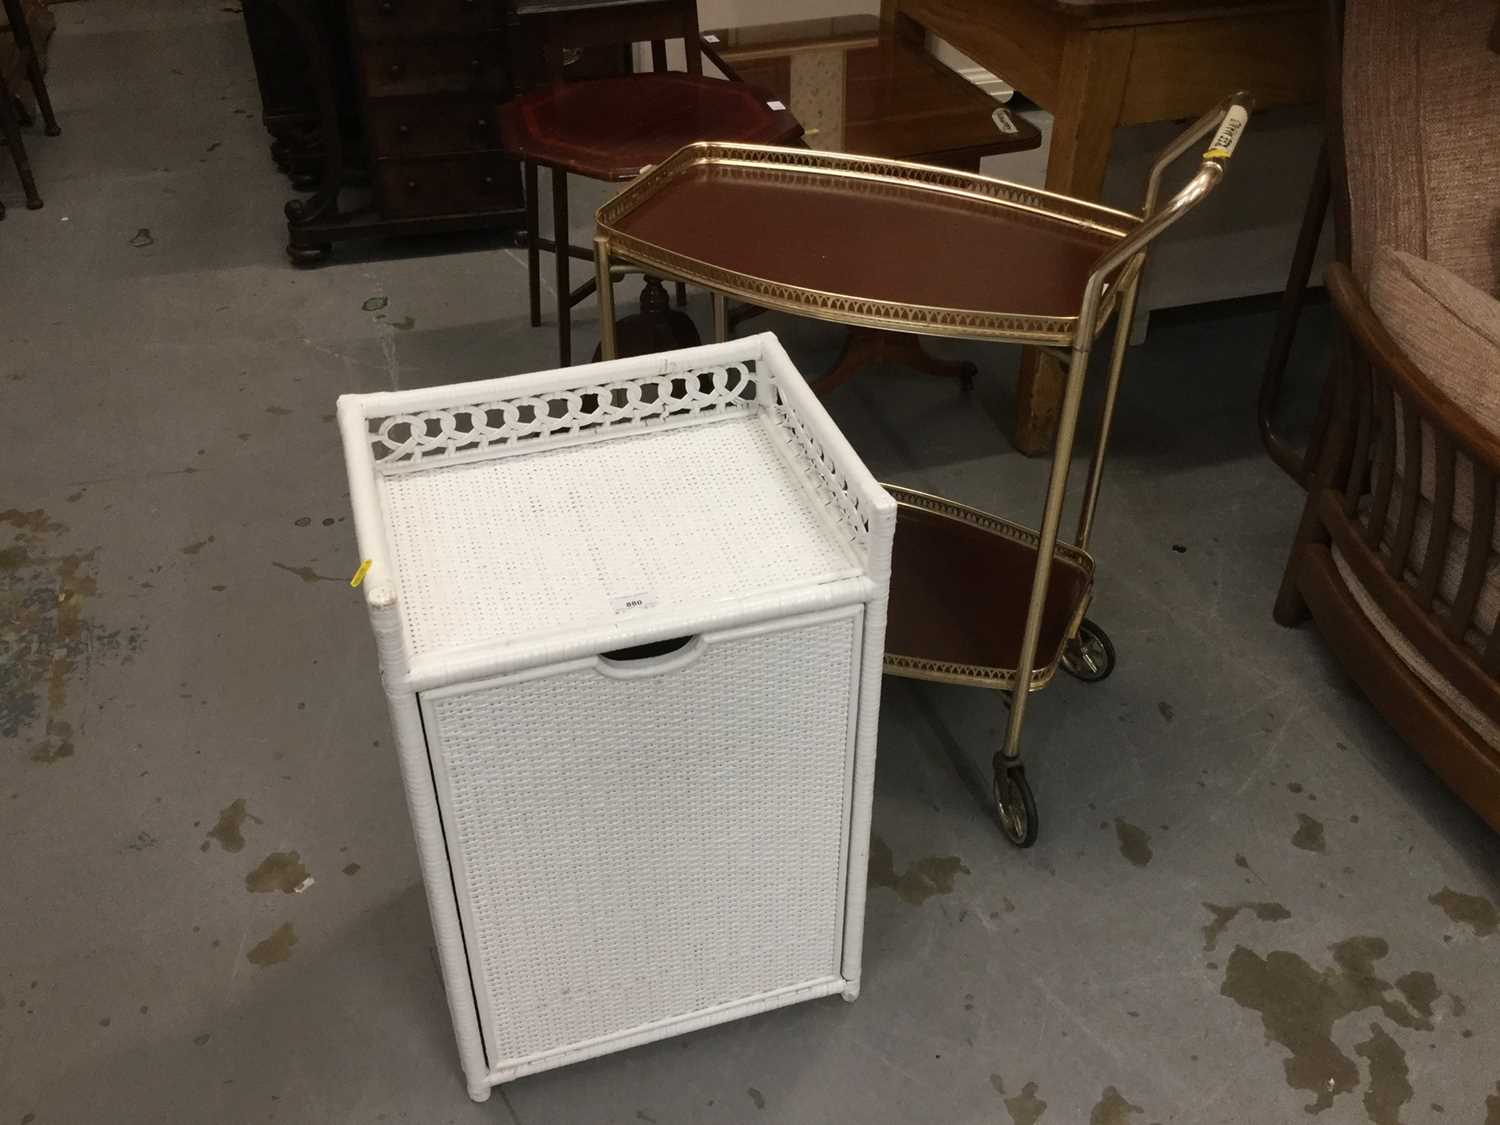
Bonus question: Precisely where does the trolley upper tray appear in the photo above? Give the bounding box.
[597,143,1142,345]
[883,486,1094,692]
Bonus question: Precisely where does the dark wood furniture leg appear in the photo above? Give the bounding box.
[817,329,976,397]
[1259,141,1331,487]
[525,160,542,327]
[601,274,701,360]
[553,165,571,365]
[0,83,42,209]
[0,0,58,212]
[18,39,61,137]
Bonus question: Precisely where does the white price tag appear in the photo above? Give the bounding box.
[610,592,658,614]
[767,100,787,111]
[992,107,1018,135]
[703,33,720,43]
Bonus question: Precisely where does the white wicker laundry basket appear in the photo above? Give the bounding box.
[337,334,895,1100]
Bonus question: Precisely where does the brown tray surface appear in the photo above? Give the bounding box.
[498,73,803,181]
[884,490,1093,688]
[599,145,1133,340]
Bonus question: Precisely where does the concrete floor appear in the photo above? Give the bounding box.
[4,3,1500,1123]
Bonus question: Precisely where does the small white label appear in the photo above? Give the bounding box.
[1208,105,1248,158]
[992,107,1018,135]
[610,592,657,614]
[767,99,786,111]
[703,33,720,43]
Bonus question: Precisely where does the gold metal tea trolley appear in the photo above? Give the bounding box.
[592,94,1253,846]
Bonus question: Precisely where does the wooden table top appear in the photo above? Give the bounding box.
[705,15,1041,167]
[497,72,803,181]
[913,0,1315,28]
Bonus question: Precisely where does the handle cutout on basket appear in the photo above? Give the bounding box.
[597,635,704,678]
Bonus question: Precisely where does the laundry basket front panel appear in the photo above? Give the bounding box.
[419,608,863,1070]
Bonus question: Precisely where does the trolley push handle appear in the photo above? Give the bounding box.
[1076,91,1255,337]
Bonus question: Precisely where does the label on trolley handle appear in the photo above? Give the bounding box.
[1204,106,1248,161]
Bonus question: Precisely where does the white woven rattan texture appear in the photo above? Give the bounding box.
[425,615,857,1065]
[367,364,755,466]
[381,413,858,661]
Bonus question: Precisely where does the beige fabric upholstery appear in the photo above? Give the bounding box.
[1342,0,1500,295]
[1372,249,1500,428]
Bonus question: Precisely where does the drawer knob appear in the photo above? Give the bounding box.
[379,0,393,11]
[388,62,404,79]
[469,57,482,71]
[406,179,418,190]
[397,123,410,136]
[483,175,495,186]
[475,116,488,129]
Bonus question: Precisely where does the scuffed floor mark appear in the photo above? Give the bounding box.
[0,510,143,763]
[342,862,361,876]
[1292,813,1326,853]
[1114,818,1153,867]
[1354,1023,1411,1125]
[1200,901,1291,952]
[1220,936,1433,1114]
[271,561,341,584]
[247,923,297,966]
[1394,971,1439,1021]
[746,1087,765,1110]
[205,798,260,853]
[1090,1086,1143,1124]
[867,834,969,906]
[179,536,215,555]
[1428,888,1498,937]
[245,851,310,894]
[1001,1079,1047,1125]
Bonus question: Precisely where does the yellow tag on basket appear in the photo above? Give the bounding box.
[350,560,372,588]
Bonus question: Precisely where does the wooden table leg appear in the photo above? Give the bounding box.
[1012,28,1131,455]
[553,166,571,366]
[815,329,975,398]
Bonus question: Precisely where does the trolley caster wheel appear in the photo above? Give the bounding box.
[993,762,1038,848]
[958,361,977,393]
[1061,617,1115,683]
[510,226,531,249]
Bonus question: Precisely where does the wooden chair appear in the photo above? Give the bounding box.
[1275,0,1500,832]
[0,0,60,218]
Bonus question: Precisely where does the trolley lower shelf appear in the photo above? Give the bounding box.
[882,485,1094,692]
